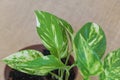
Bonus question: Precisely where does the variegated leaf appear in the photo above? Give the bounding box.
[3,50,65,76]
[12,55,64,76]
[59,18,73,38]
[100,48,120,80]
[3,49,43,68]
[59,19,74,57]
[79,22,106,58]
[35,10,73,58]
[74,33,103,79]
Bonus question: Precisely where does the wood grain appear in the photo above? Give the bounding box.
[0,0,120,80]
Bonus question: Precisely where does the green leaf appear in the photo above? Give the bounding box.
[35,10,73,58]
[3,50,64,76]
[100,48,120,80]
[15,55,64,76]
[79,22,106,58]
[3,50,43,68]
[74,33,103,79]
[59,18,73,38]
[59,18,74,56]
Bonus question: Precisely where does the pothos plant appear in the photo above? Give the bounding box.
[3,10,120,80]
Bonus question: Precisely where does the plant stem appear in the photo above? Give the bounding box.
[60,69,64,79]
[65,69,70,80]
[50,72,62,80]
[58,69,61,77]
[60,50,72,80]
[64,64,76,80]
[68,64,76,70]
[65,50,72,65]
[57,51,63,80]
[60,53,70,80]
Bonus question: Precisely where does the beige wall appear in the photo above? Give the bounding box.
[0,0,120,80]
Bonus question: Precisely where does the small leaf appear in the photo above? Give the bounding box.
[3,49,43,68]
[100,48,120,80]
[59,18,74,57]
[3,50,65,76]
[74,33,103,78]
[35,10,73,58]
[79,22,106,58]
[59,18,73,38]
[14,55,64,76]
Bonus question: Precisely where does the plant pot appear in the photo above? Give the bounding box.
[4,44,78,80]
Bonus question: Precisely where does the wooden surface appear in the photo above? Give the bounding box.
[0,0,120,80]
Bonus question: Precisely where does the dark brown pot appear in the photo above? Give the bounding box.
[4,44,78,80]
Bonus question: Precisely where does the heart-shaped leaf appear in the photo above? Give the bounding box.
[100,48,120,80]
[74,33,103,79]
[79,22,106,58]
[3,50,64,76]
[35,10,73,58]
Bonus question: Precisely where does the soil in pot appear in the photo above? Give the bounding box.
[4,44,78,80]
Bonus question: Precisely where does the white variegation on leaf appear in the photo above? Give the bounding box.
[74,33,103,79]
[35,10,73,58]
[100,48,120,80]
[79,22,106,58]
[3,50,43,68]
[59,19,73,39]
[3,50,65,76]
